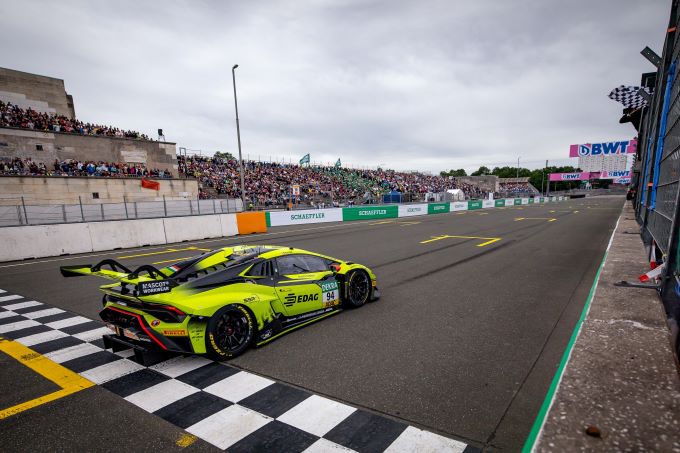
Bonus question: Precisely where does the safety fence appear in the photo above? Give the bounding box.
[633,0,680,358]
[0,197,243,227]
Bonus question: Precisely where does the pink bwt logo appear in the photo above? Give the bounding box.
[569,139,637,157]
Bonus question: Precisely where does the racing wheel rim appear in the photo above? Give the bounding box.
[214,309,251,352]
[348,271,370,305]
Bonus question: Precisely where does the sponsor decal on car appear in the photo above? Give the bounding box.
[151,319,161,327]
[284,293,320,307]
[319,280,340,307]
[138,280,172,296]
[163,329,188,336]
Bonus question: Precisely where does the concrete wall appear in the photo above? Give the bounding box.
[0,67,75,117]
[0,127,177,172]
[0,176,199,205]
[0,213,240,262]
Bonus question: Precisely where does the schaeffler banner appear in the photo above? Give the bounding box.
[548,172,594,181]
[568,139,637,157]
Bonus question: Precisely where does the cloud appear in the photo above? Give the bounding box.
[0,0,669,172]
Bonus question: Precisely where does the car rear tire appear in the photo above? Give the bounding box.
[206,305,254,359]
[344,270,371,308]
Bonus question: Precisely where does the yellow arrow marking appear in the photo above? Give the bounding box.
[420,235,502,247]
[399,221,421,226]
[0,337,94,420]
[369,220,394,225]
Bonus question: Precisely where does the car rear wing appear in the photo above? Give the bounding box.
[60,259,168,282]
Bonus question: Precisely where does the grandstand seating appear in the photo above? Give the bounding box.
[180,156,490,205]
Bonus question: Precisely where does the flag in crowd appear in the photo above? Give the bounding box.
[335,158,341,168]
[299,153,310,165]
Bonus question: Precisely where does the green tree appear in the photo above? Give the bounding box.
[213,151,235,160]
[440,168,468,177]
[471,166,491,176]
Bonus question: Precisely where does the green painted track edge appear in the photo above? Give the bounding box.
[520,211,620,452]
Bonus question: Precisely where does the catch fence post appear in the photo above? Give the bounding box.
[79,196,85,221]
[197,195,201,214]
[62,203,67,223]
[163,195,167,217]
[21,196,28,225]
[124,195,129,219]
[213,199,217,214]
[100,203,105,221]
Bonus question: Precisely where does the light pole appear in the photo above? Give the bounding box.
[232,64,247,210]
[516,156,520,179]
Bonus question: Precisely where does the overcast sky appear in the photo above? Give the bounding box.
[0,1,670,173]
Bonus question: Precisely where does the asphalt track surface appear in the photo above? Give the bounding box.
[0,196,624,451]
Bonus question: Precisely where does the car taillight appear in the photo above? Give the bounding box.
[144,305,187,323]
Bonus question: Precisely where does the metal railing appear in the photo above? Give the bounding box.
[0,196,243,227]
[633,0,680,358]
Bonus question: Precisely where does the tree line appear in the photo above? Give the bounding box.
[440,166,610,192]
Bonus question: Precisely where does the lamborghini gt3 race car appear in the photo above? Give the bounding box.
[61,245,379,359]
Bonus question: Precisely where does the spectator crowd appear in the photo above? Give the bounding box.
[0,157,172,178]
[178,156,489,205]
[498,182,537,195]
[0,101,151,140]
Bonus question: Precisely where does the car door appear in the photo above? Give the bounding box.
[274,254,338,316]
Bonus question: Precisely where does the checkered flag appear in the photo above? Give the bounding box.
[608,85,652,109]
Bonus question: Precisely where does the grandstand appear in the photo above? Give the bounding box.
[179,155,492,207]
[497,177,540,196]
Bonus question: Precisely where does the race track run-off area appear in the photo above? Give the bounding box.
[0,196,623,451]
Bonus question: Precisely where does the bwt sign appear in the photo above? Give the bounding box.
[600,170,631,179]
[548,172,594,181]
[569,139,637,157]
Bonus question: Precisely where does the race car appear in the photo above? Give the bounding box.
[60,245,379,359]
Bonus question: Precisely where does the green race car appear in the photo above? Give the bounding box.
[61,245,379,359]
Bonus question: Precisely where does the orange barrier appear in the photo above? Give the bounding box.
[236,212,267,234]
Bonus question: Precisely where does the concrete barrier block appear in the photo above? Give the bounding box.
[220,214,239,237]
[0,223,94,261]
[236,212,267,234]
[89,218,166,251]
[163,215,223,243]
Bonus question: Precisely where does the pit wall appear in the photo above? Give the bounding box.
[0,197,566,262]
[266,196,565,227]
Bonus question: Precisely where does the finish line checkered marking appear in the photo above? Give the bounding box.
[0,289,478,453]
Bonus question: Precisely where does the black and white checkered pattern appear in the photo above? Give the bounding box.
[608,85,652,109]
[0,289,478,453]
